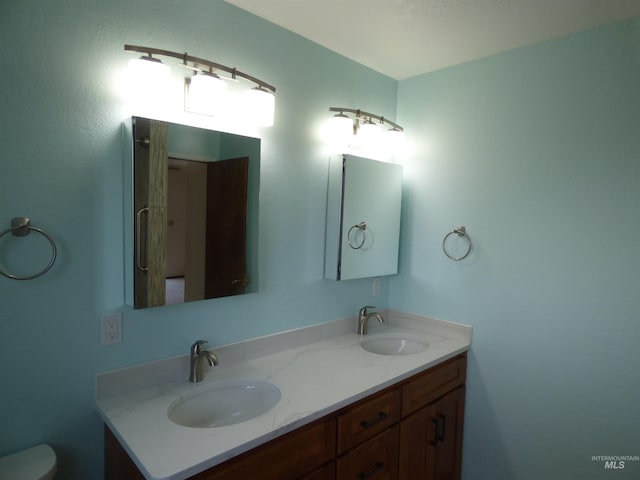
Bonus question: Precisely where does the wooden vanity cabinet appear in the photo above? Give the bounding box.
[337,388,401,453]
[398,387,465,480]
[337,426,399,480]
[105,427,146,480]
[105,416,335,480]
[399,356,467,480]
[336,388,401,480]
[190,417,336,480]
[300,462,336,480]
[105,353,467,480]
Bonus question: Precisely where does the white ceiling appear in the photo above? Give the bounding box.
[225,0,640,80]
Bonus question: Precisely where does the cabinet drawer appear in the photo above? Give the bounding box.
[301,462,335,480]
[338,388,401,453]
[192,417,336,480]
[402,354,467,416]
[337,426,399,480]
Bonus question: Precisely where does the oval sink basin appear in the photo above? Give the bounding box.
[361,333,428,356]
[168,380,281,428]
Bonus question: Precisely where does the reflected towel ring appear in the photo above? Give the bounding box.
[347,221,367,249]
[442,225,472,261]
[0,217,57,280]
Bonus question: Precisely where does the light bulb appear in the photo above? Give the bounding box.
[328,113,354,148]
[357,118,382,150]
[385,127,405,152]
[128,56,170,86]
[186,72,228,116]
[243,86,275,127]
[127,56,171,106]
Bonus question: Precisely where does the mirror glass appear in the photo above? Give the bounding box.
[125,117,260,309]
[324,154,402,280]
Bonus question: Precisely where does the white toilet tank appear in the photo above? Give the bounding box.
[0,444,57,480]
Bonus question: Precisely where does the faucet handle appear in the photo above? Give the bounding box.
[189,340,217,383]
[191,339,208,354]
[359,305,376,316]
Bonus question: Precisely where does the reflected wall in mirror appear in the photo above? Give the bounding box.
[125,117,260,309]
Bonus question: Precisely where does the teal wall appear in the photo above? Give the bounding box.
[0,1,396,478]
[2,1,638,479]
[392,17,640,479]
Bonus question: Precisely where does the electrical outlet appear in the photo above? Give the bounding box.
[101,312,123,345]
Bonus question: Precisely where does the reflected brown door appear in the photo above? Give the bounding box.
[133,117,168,308]
[204,157,249,298]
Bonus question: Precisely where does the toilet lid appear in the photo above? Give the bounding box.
[0,444,57,480]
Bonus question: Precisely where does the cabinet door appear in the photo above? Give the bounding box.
[399,387,465,480]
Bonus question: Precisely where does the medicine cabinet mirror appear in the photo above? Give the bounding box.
[324,154,402,280]
[124,117,260,309]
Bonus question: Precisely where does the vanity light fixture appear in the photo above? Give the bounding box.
[357,116,382,145]
[327,111,354,144]
[124,44,276,125]
[328,107,404,151]
[127,53,171,100]
[243,86,275,127]
[186,70,228,116]
[385,126,405,151]
[128,54,171,79]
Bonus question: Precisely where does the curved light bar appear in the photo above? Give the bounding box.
[328,107,405,155]
[328,107,403,133]
[124,44,276,94]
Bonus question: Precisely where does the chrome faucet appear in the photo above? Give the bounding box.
[189,340,219,383]
[357,306,384,335]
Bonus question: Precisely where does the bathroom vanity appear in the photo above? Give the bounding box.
[98,312,471,480]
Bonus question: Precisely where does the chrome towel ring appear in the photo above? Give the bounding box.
[347,221,367,249]
[442,225,472,261]
[0,217,57,280]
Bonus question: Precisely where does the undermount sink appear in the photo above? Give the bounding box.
[361,333,428,356]
[168,380,281,428]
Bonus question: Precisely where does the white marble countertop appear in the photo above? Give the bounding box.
[96,310,471,480]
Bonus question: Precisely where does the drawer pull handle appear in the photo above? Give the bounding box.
[358,462,385,480]
[359,412,388,429]
[430,418,440,447]
[430,414,446,447]
[437,413,446,442]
